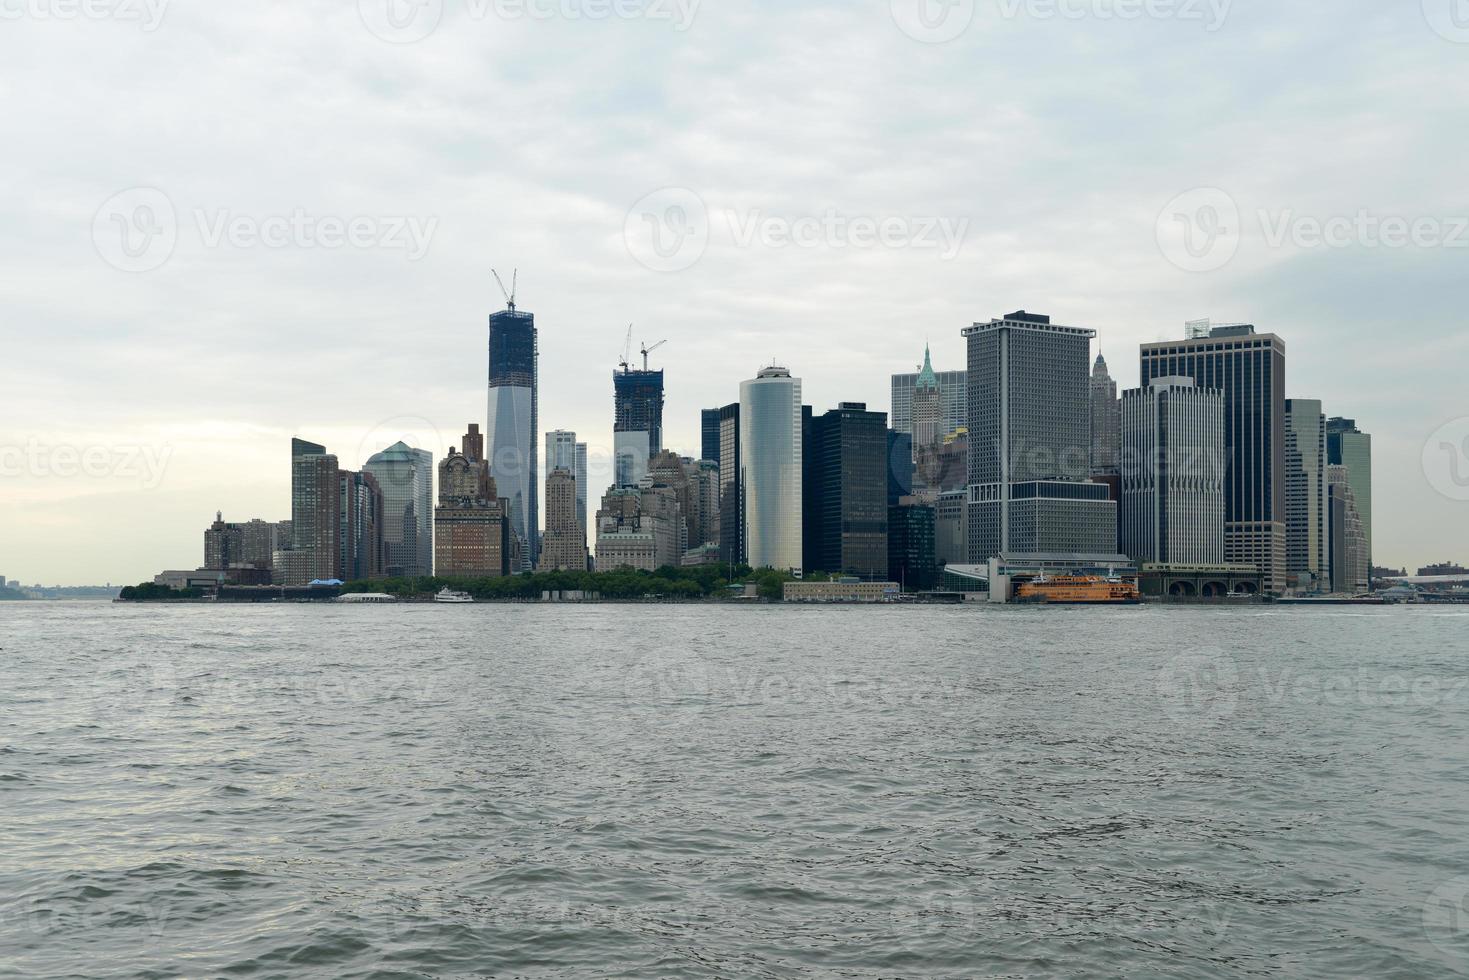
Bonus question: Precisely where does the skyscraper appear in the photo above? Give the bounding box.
[1140,324,1288,593]
[1327,417,1372,569]
[545,429,588,543]
[274,438,341,585]
[1328,464,1369,593]
[434,425,506,578]
[614,367,664,487]
[1089,353,1120,475]
[1119,377,1226,565]
[740,366,803,571]
[487,296,538,567]
[701,408,721,464]
[538,468,587,572]
[891,362,966,440]
[339,469,385,582]
[911,346,945,492]
[594,484,683,571]
[364,441,433,578]
[1284,399,1330,592]
[806,402,889,578]
[717,402,742,566]
[965,311,1118,563]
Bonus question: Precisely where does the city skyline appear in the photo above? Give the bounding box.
[0,301,1441,584]
[4,3,1465,585]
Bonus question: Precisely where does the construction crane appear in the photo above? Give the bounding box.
[618,324,634,373]
[492,268,518,312]
[641,339,668,371]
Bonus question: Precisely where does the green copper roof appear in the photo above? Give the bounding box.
[916,344,938,389]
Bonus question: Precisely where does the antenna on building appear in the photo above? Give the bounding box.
[641,339,668,371]
[492,268,518,312]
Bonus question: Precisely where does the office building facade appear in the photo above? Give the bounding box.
[1140,324,1288,593]
[487,303,538,566]
[364,441,434,578]
[1328,464,1369,593]
[1327,417,1373,569]
[339,470,386,582]
[614,368,664,487]
[1119,377,1226,565]
[965,312,1118,563]
[891,363,966,441]
[434,426,506,578]
[1090,353,1120,475]
[545,429,588,543]
[701,408,721,464]
[806,402,889,578]
[274,438,341,585]
[740,366,803,571]
[539,467,588,572]
[717,402,743,566]
[1284,399,1330,592]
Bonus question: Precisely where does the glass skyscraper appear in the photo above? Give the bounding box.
[965,312,1118,563]
[806,402,889,578]
[1140,324,1287,593]
[1327,417,1372,569]
[487,304,538,567]
[740,367,803,571]
[614,369,664,487]
[545,429,588,543]
[364,441,433,578]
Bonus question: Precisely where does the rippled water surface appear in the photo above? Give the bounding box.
[3,601,1469,978]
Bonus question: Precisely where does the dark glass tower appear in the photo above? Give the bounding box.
[717,402,742,566]
[1140,324,1287,592]
[701,408,721,463]
[804,402,889,578]
[614,370,665,453]
[487,306,538,566]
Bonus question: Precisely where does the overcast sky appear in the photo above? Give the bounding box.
[2,0,1466,585]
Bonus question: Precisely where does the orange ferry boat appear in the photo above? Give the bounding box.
[1014,573,1141,605]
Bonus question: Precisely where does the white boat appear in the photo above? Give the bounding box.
[434,588,474,604]
[337,593,398,604]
